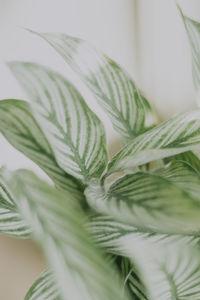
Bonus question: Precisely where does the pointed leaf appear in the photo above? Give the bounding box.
[25,270,60,300]
[106,110,200,176]
[0,99,84,201]
[178,6,200,103]
[8,63,108,183]
[3,169,130,300]
[32,31,157,139]
[86,161,200,234]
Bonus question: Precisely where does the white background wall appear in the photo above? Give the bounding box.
[0,0,200,299]
[136,0,200,120]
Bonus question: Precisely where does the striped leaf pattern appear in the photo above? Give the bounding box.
[0,99,84,201]
[168,151,200,173]
[33,31,157,139]
[0,172,30,237]
[178,6,200,104]
[119,235,200,300]
[106,110,200,176]
[8,62,107,183]
[89,216,200,300]
[25,270,60,300]
[89,215,199,255]
[3,169,130,300]
[86,161,200,234]
[117,257,148,300]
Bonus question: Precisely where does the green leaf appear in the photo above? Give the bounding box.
[0,99,84,202]
[89,215,199,254]
[168,151,200,173]
[31,31,157,139]
[0,171,30,237]
[8,62,108,184]
[25,270,60,300]
[106,110,200,176]
[90,215,200,300]
[3,169,130,300]
[178,5,200,102]
[120,235,200,300]
[117,257,148,300]
[86,161,200,234]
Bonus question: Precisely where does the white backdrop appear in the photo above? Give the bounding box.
[0,0,200,299]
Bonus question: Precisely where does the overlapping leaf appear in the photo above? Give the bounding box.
[8,63,107,183]
[178,5,200,103]
[168,151,200,173]
[106,110,200,176]
[0,99,84,201]
[31,31,157,139]
[90,215,200,300]
[86,161,200,234]
[25,270,60,300]
[0,172,30,237]
[117,257,148,300]
[3,169,130,300]
[119,235,200,300]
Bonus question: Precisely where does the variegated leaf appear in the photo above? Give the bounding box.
[90,215,200,300]
[8,63,108,184]
[178,5,200,104]
[25,270,60,300]
[86,161,200,234]
[106,110,200,176]
[3,169,130,300]
[119,235,200,300]
[31,31,157,139]
[168,151,200,173]
[0,99,84,202]
[0,172,30,237]
[117,257,148,300]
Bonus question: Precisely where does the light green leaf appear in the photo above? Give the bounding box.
[106,110,200,176]
[178,5,200,103]
[0,172,30,237]
[119,235,200,300]
[25,270,60,300]
[86,161,200,234]
[89,215,199,254]
[3,169,130,300]
[8,62,108,184]
[168,151,200,173]
[90,215,200,300]
[32,31,157,139]
[0,99,84,202]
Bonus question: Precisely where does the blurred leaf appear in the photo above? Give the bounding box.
[25,270,60,300]
[32,31,157,140]
[86,161,200,234]
[8,63,108,184]
[120,235,200,300]
[178,5,200,104]
[0,171,30,237]
[169,151,200,173]
[3,169,130,300]
[117,257,148,300]
[0,99,84,202]
[90,215,200,300]
[106,110,200,176]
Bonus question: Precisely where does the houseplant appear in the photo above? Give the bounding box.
[0,3,200,299]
